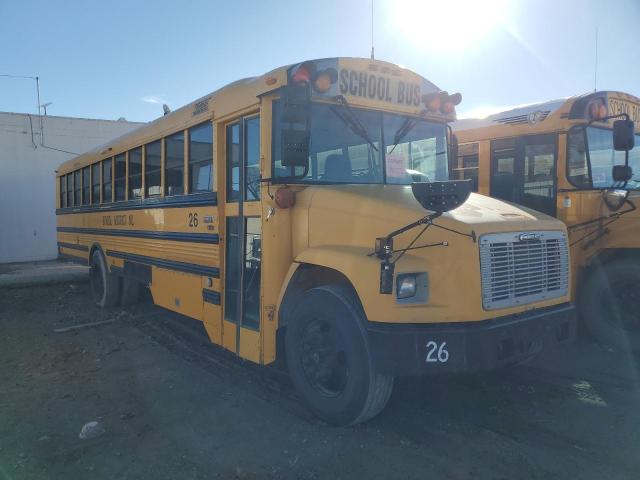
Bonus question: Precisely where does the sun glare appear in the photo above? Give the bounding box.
[391,0,507,52]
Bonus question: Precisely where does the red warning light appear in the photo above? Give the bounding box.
[588,98,608,120]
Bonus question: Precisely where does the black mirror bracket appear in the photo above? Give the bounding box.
[375,212,441,294]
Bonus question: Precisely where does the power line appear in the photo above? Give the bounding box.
[1,73,44,145]
[0,74,37,80]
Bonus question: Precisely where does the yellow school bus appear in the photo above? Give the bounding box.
[453,91,639,347]
[56,57,573,425]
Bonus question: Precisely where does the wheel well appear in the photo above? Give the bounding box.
[580,248,640,286]
[275,263,365,365]
[88,243,106,266]
[278,263,363,328]
[585,248,640,269]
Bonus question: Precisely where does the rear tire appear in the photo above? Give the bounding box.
[285,285,394,426]
[90,250,120,308]
[580,259,640,348]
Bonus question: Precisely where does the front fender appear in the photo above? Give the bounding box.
[289,245,451,324]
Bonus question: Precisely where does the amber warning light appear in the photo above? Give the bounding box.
[422,91,462,114]
[289,61,338,94]
[588,97,608,120]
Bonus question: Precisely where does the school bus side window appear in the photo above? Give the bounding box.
[102,158,113,203]
[115,154,126,201]
[74,170,81,206]
[59,176,66,208]
[91,163,100,204]
[66,174,73,206]
[129,147,143,199]
[82,167,90,205]
[188,122,213,193]
[145,140,161,196]
[165,131,185,196]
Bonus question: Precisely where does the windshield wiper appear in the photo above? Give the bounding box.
[331,95,378,152]
[387,116,418,155]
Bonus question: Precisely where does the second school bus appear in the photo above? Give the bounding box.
[453,91,639,347]
[56,57,573,425]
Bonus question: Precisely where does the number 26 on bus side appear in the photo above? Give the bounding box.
[426,341,449,363]
[188,212,199,228]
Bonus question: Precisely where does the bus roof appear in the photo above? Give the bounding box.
[454,91,640,138]
[56,57,451,176]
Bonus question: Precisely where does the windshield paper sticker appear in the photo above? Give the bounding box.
[386,153,408,179]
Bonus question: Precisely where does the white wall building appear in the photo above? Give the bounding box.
[0,112,144,263]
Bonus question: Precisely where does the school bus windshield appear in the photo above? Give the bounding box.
[273,101,449,184]
[568,126,640,189]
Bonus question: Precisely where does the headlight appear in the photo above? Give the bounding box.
[396,274,417,299]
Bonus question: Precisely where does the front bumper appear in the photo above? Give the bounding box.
[367,303,575,376]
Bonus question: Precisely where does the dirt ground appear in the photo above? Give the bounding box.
[1,282,639,480]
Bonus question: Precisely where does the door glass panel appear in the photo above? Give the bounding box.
[245,117,261,201]
[224,217,241,324]
[455,143,479,191]
[490,139,516,202]
[523,143,555,199]
[243,217,261,330]
[226,124,240,202]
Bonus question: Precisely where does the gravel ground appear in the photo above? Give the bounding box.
[1,282,639,479]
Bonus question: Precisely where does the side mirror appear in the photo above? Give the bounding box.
[281,83,310,124]
[280,83,311,168]
[603,188,629,211]
[411,180,472,213]
[613,119,635,151]
[612,165,633,183]
[281,129,309,167]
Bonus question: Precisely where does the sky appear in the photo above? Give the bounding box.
[1,0,639,123]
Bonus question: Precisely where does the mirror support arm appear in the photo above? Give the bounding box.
[372,212,477,295]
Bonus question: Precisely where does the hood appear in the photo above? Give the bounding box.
[306,185,564,248]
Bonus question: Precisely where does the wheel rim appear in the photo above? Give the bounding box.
[299,318,349,397]
[90,261,104,302]
[605,279,640,332]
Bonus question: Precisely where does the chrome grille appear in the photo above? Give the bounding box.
[479,231,569,310]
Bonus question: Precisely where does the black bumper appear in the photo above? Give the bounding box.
[367,303,575,376]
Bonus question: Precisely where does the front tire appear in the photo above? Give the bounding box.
[90,250,121,308]
[285,285,394,426]
[580,259,640,348]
